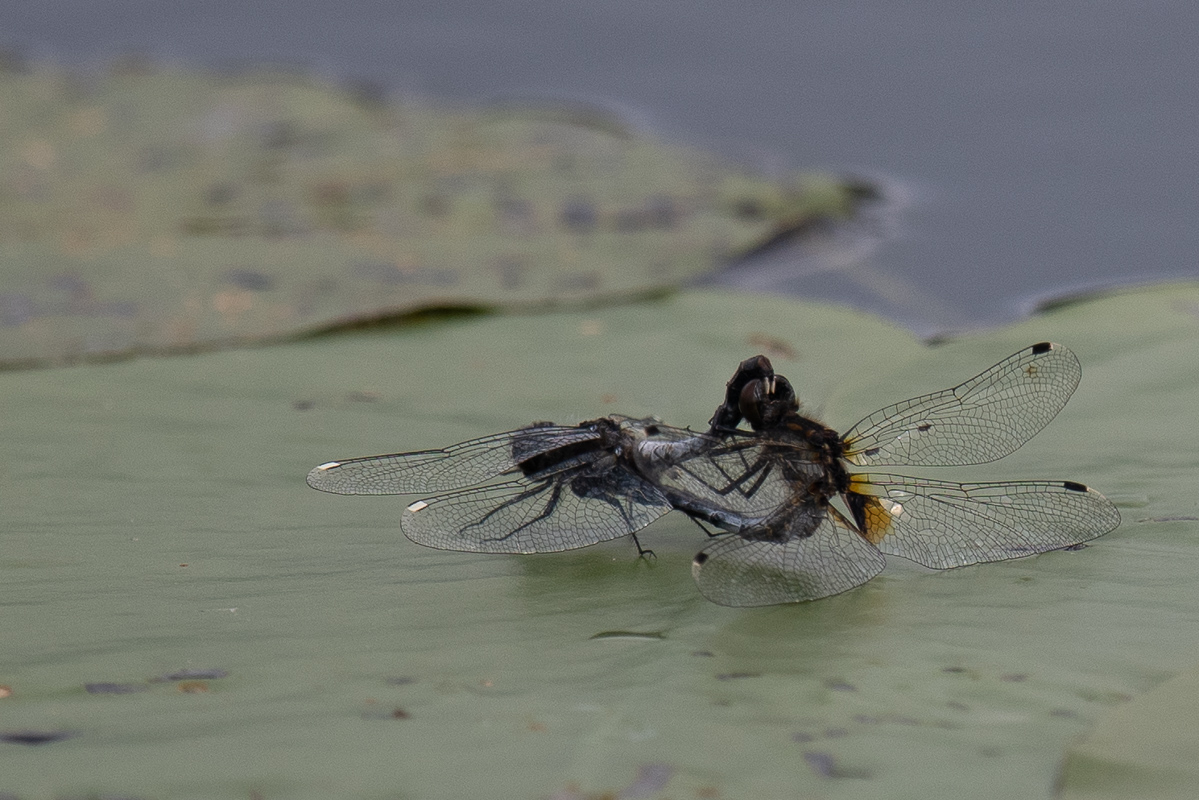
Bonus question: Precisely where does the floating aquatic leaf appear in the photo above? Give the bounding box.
[0,64,873,367]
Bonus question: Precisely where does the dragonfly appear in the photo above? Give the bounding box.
[659,342,1121,605]
[308,413,683,556]
[305,353,794,559]
[304,353,783,557]
[306,342,1120,606]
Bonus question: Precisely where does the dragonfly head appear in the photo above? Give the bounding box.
[709,354,777,431]
[739,374,798,430]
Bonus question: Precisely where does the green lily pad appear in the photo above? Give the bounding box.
[0,63,868,368]
[2,282,1198,798]
[1056,660,1199,799]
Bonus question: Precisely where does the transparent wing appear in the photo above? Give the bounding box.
[402,461,671,553]
[306,425,603,495]
[633,431,799,517]
[843,342,1081,467]
[848,473,1121,569]
[690,514,886,606]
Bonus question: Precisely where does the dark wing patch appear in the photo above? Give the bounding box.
[843,343,1081,467]
[306,425,603,495]
[846,473,1121,569]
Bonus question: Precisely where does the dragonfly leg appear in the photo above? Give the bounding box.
[687,515,723,538]
[630,532,656,560]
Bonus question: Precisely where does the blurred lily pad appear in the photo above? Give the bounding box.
[2,283,1198,798]
[1056,661,1199,799]
[0,62,872,367]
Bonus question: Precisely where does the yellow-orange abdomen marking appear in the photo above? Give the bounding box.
[848,475,902,545]
[859,497,898,545]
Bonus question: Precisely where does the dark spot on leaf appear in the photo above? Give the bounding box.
[85,682,147,695]
[1,730,77,745]
[803,751,838,778]
[160,668,228,681]
[644,195,677,228]
[804,749,870,779]
[260,120,301,149]
[225,269,274,291]
[420,193,450,217]
[731,198,766,220]
[0,293,36,327]
[560,199,597,232]
[589,630,665,641]
[204,182,238,206]
[620,764,675,798]
[385,676,416,686]
[492,257,525,289]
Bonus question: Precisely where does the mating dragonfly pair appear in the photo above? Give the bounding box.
[307,343,1120,606]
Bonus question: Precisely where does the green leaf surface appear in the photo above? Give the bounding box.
[1056,661,1199,799]
[0,64,865,367]
[3,283,1198,799]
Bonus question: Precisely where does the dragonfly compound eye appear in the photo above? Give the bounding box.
[740,375,800,430]
[739,380,768,428]
[769,375,798,408]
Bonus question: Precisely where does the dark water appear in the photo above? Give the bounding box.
[5,0,1197,333]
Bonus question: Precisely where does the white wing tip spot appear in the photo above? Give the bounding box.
[407,500,429,513]
[316,461,341,471]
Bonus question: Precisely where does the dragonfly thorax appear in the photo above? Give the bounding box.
[744,378,854,504]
